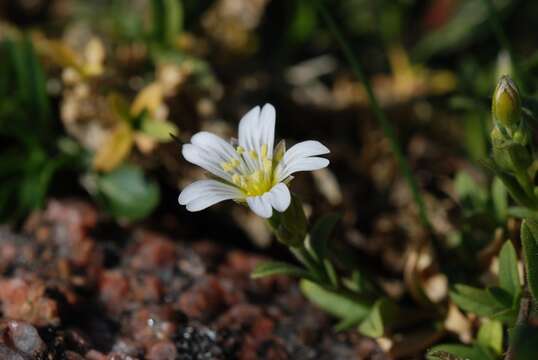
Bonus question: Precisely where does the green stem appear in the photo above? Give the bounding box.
[315,1,432,231]
[290,245,331,285]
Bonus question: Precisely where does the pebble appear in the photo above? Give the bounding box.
[147,341,177,360]
[4,320,45,355]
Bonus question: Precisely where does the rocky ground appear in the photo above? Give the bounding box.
[0,199,387,359]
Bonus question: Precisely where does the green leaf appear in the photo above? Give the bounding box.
[343,270,370,294]
[491,177,508,222]
[507,206,538,220]
[521,220,538,303]
[427,344,495,360]
[498,241,521,300]
[300,279,371,321]
[323,258,339,287]
[151,0,183,47]
[487,286,514,308]
[7,37,51,141]
[309,213,341,260]
[96,164,160,221]
[509,324,538,360]
[490,308,517,324]
[251,261,311,280]
[140,117,178,141]
[477,320,503,355]
[357,298,398,338]
[450,284,504,317]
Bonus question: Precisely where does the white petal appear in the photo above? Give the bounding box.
[259,103,275,158]
[178,180,241,211]
[178,179,241,204]
[283,140,330,164]
[182,144,232,182]
[276,140,330,181]
[191,131,238,161]
[238,104,276,158]
[278,157,329,181]
[268,183,291,212]
[238,106,260,151]
[247,195,273,218]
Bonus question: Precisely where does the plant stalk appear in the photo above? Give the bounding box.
[315,0,432,232]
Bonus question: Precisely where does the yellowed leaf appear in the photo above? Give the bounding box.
[93,122,134,172]
[130,83,163,116]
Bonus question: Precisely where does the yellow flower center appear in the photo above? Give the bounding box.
[220,144,278,196]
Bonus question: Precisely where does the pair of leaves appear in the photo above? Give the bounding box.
[254,213,394,338]
[300,280,396,338]
[450,241,521,325]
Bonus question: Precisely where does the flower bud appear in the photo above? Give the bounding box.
[492,75,521,130]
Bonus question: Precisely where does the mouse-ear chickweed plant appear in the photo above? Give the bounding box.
[178,78,538,357]
[179,104,398,343]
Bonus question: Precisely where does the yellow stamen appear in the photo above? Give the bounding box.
[232,174,242,186]
[224,143,281,197]
[221,161,237,172]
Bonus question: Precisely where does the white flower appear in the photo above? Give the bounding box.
[178,104,330,218]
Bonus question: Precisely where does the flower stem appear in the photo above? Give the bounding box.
[315,1,432,232]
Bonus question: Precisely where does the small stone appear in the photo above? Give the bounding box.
[131,275,162,303]
[177,276,224,319]
[175,325,223,360]
[111,337,143,357]
[130,306,176,346]
[129,231,177,271]
[0,344,25,360]
[99,270,130,314]
[5,320,45,355]
[0,278,59,326]
[147,341,177,360]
